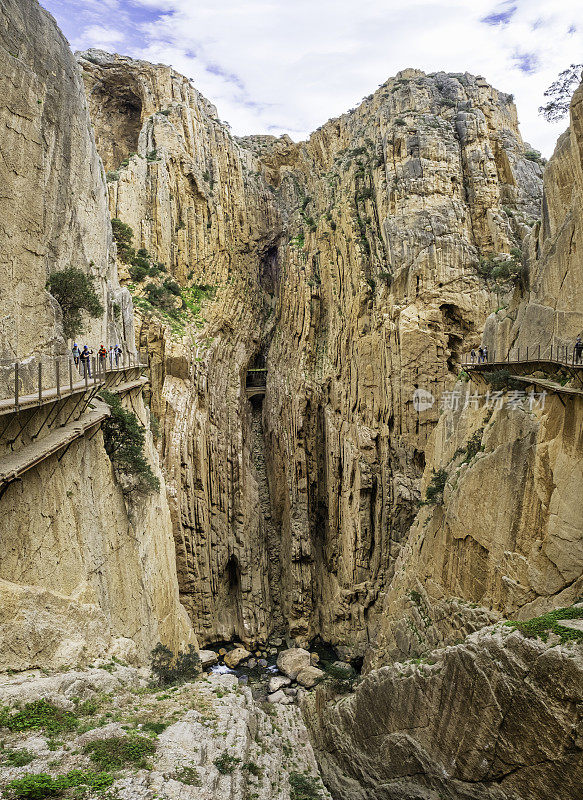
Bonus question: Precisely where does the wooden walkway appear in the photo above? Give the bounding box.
[0,363,149,492]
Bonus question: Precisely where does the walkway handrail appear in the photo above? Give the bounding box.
[0,350,148,409]
[463,341,583,369]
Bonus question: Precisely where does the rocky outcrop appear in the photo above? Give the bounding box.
[364,79,583,668]
[304,626,583,800]
[0,1,133,359]
[81,53,542,651]
[0,665,331,800]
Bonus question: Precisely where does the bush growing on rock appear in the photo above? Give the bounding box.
[84,735,156,770]
[150,642,201,685]
[0,699,77,735]
[46,268,104,339]
[213,752,241,774]
[99,390,160,496]
[5,770,114,799]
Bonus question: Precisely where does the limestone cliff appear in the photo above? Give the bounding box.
[81,53,543,652]
[0,0,133,359]
[0,0,194,671]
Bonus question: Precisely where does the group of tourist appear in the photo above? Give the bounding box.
[470,346,489,364]
[71,343,123,378]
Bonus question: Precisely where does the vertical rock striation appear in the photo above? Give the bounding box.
[81,54,543,651]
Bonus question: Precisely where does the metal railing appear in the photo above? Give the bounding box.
[0,350,148,410]
[463,342,583,368]
[245,368,267,389]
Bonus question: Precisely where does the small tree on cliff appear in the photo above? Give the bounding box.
[46,267,104,339]
[99,389,160,496]
[539,63,583,122]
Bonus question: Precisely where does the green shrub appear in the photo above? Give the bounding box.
[477,251,522,285]
[84,735,156,770]
[242,761,263,777]
[146,149,158,162]
[395,118,406,126]
[524,149,543,164]
[173,765,201,785]
[150,643,201,685]
[111,218,135,263]
[482,370,523,391]
[0,700,77,735]
[289,771,322,799]
[4,770,113,799]
[46,268,104,339]
[213,752,241,774]
[425,468,447,504]
[99,390,160,496]
[1,748,36,766]
[106,171,119,182]
[505,605,583,643]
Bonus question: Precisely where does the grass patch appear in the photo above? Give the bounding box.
[289,772,323,799]
[84,735,156,770]
[4,770,114,799]
[1,748,36,767]
[0,701,77,735]
[172,765,201,785]
[482,369,523,391]
[213,752,241,774]
[505,605,583,643]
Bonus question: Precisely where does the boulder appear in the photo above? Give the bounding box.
[223,647,251,669]
[269,675,291,693]
[257,658,268,667]
[267,689,289,704]
[277,647,311,679]
[296,666,325,688]
[198,650,219,669]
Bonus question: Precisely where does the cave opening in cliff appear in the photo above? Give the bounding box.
[226,554,240,594]
[259,245,279,295]
[88,76,143,172]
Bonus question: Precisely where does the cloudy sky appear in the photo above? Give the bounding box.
[43,0,582,156]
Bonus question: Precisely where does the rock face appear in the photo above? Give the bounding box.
[0,1,133,359]
[0,389,195,671]
[303,627,583,800]
[0,0,194,670]
[484,78,583,356]
[80,53,543,651]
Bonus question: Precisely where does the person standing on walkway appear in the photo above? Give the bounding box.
[80,345,93,378]
[483,345,489,363]
[114,344,122,367]
[71,343,80,368]
[576,336,583,364]
[98,344,107,371]
[478,346,484,363]
[470,348,476,364]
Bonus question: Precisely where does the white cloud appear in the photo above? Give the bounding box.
[49,0,583,155]
[82,24,126,48]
